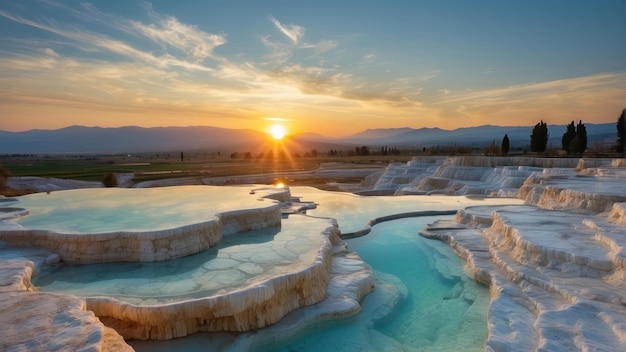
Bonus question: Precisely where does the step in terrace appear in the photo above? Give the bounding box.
[420,204,626,351]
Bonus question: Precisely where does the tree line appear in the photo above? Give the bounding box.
[504,108,625,156]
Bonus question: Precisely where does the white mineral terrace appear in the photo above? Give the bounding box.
[0,185,375,348]
[1,156,626,351]
[0,186,286,263]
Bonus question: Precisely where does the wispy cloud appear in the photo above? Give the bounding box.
[363,54,376,61]
[301,39,338,54]
[130,4,226,62]
[264,117,292,122]
[2,1,622,135]
[269,16,304,44]
[260,35,293,63]
[0,2,428,117]
[437,73,626,105]
[433,72,626,125]
[0,8,214,72]
[416,70,441,82]
[40,48,59,57]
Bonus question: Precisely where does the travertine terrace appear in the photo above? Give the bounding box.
[404,156,626,351]
[0,186,374,347]
[2,156,626,351]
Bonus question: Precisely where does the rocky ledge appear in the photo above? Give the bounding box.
[421,190,626,349]
[0,248,133,352]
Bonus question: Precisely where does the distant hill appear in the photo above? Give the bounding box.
[0,123,618,154]
[331,123,617,149]
[0,125,269,154]
[347,127,419,140]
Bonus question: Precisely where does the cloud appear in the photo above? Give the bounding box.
[301,39,338,54]
[434,72,626,125]
[416,70,441,82]
[363,54,376,61]
[267,64,345,95]
[264,117,292,122]
[437,73,626,106]
[0,8,215,72]
[41,48,60,57]
[269,16,305,44]
[260,35,293,63]
[5,3,384,108]
[129,5,227,62]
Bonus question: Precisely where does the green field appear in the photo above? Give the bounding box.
[0,153,411,184]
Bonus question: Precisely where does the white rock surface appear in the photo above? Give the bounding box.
[0,291,133,352]
[403,156,626,351]
[0,249,132,351]
[421,204,626,350]
[84,220,374,340]
[0,187,286,263]
[4,156,626,351]
[131,261,381,351]
[365,156,623,198]
[7,176,102,192]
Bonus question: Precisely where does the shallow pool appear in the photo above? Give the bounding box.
[130,216,489,352]
[253,216,489,351]
[289,186,519,233]
[14,186,522,351]
[10,185,275,233]
[32,215,329,305]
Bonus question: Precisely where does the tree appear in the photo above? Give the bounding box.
[501,134,510,156]
[617,109,626,155]
[561,121,576,155]
[530,120,549,155]
[355,146,369,156]
[575,120,587,155]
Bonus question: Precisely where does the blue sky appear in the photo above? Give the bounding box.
[0,0,624,136]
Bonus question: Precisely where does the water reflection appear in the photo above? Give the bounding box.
[266,217,488,352]
[11,186,275,233]
[32,216,327,305]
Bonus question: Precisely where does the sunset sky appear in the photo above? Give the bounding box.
[1,0,624,137]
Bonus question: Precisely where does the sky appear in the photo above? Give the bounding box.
[0,0,625,137]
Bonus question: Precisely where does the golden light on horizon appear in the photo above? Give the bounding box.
[270,124,286,140]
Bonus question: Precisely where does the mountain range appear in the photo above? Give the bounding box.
[0,123,618,154]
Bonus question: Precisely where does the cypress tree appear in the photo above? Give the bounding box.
[561,121,576,155]
[530,120,549,155]
[617,109,626,155]
[501,134,510,156]
[575,120,587,155]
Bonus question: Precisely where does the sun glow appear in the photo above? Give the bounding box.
[270,124,286,140]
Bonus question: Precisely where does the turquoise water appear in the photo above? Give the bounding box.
[289,186,519,233]
[10,186,274,233]
[131,216,490,352]
[31,215,329,305]
[256,217,489,352]
[13,186,519,351]
[129,187,521,351]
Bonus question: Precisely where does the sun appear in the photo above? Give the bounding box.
[270,124,286,140]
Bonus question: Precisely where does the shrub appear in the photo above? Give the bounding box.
[102,172,118,187]
[0,165,9,191]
